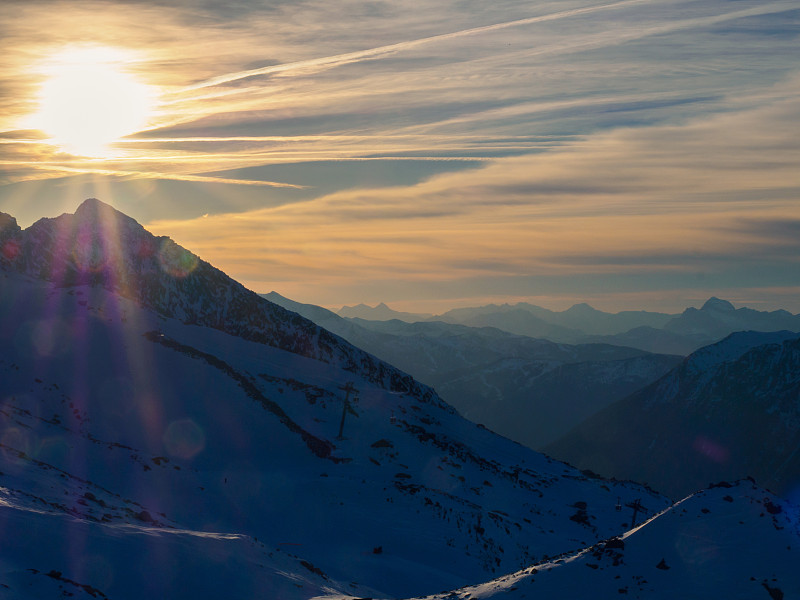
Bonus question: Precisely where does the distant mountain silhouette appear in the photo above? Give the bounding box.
[267,292,681,448]
[351,297,800,356]
[663,296,800,339]
[337,301,432,322]
[580,326,711,355]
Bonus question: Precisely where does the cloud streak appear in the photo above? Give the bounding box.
[0,162,306,189]
[146,85,800,310]
[178,0,657,92]
[174,0,797,109]
[2,0,799,311]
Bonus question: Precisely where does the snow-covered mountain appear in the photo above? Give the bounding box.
[3,200,799,599]
[415,480,800,599]
[1,199,436,400]
[1,200,673,598]
[546,330,800,500]
[265,292,681,448]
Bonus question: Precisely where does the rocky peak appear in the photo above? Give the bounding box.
[701,297,735,312]
[73,197,143,232]
[2,199,443,403]
[564,302,600,316]
[0,211,19,233]
[0,211,21,265]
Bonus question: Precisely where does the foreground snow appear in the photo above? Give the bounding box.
[2,201,799,599]
[0,271,667,598]
[412,481,800,600]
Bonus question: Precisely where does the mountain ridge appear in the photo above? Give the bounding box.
[0,199,671,598]
[336,296,800,355]
[1,198,438,404]
[337,301,433,322]
[3,199,799,598]
[265,291,683,448]
[545,330,800,499]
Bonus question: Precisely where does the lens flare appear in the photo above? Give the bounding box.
[693,436,729,464]
[158,239,199,278]
[163,418,206,459]
[72,228,108,273]
[1,239,20,261]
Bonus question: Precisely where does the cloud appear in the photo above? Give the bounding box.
[144,83,800,309]
[2,0,799,311]
[730,219,800,243]
[3,0,798,185]
[178,0,661,92]
[174,0,797,98]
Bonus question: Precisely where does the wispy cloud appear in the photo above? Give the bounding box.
[178,0,657,92]
[2,0,799,310]
[177,0,796,98]
[146,85,800,309]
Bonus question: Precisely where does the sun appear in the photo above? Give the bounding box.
[28,46,158,157]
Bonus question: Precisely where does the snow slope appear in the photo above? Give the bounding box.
[414,480,800,600]
[2,199,433,399]
[0,201,671,599]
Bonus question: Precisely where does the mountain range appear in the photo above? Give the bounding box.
[1,198,798,599]
[338,297,800,356]
[338,301,433,323]
[546,330,800,500]
[285,292,800,504]
[266,292,682,448]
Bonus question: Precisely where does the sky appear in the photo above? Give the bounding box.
[0,0,798,314]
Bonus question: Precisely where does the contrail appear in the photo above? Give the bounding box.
[175,0,796,96]
[19,164,307,189]
[178,0,654,92]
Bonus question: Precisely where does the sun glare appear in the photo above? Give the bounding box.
[29,46,157,157]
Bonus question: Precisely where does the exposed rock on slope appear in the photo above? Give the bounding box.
[0,200,671,599]
[0,198,435,401]
[416,480,800,600]
[546,331,800,499]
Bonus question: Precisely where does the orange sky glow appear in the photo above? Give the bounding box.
[1,0,798,313]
